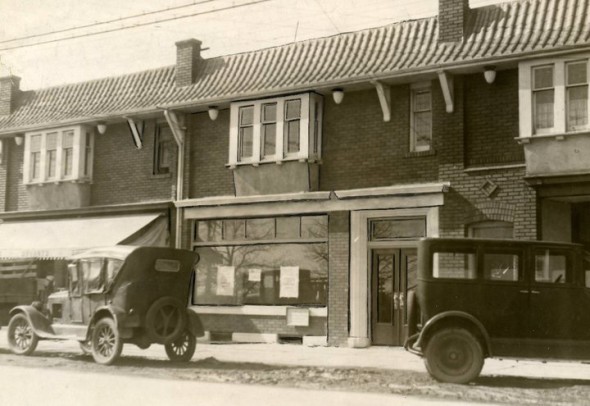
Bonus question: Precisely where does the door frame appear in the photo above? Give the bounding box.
[349,207,439,348]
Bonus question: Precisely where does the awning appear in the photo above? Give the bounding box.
[0,214,168,260]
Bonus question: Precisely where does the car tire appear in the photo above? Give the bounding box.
[424,328,484,384]
[7,313,39,356]
[165,330,196,362]
[145,297,187,345]
[91,317,123,365]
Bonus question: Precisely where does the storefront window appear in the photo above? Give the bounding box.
[193,215,328,306]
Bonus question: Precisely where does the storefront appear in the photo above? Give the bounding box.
[179,182,448,347]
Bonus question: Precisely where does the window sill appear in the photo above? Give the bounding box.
[516,129,590,144]
[151,172,172,179]
[25,178,92,186]
[404,149,436,158]
[227,157,321,169]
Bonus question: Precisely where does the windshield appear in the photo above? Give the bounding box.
[106,259,123,285]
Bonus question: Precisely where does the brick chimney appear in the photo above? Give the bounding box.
[438,0,470,43]
[0,75,20,116]
[175,39,202,87]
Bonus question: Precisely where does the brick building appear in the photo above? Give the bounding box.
[0,0,588,346]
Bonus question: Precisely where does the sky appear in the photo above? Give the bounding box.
[0,0,503,90]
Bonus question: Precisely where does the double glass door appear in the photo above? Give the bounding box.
[371,249,417,346]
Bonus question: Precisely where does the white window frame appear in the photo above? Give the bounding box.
[23,125,94,185]
[519,55,590,138]
[410,82,433,152]
[228,92,323,167]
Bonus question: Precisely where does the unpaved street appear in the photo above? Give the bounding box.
[1,338,590,405]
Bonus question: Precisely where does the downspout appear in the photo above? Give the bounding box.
[163,109,185,249]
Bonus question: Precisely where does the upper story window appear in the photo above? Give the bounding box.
[519,56,589,137]
[229,93,323,167]
[153,123,176,175]
[23,125,94,185]
[410,83,432,152]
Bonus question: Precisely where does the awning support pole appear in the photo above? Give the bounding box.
[163,109,185,249]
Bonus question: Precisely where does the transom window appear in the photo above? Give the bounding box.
[229,93,323,167]
[24,125,94,185]
[519,56,589,137]
[410,83,432,152]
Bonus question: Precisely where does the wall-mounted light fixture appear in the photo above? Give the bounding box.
[14,136,23,146]
[332,88,344,104]
[484,66,496,84]
[208,106,219,121]
[96,122,107,135]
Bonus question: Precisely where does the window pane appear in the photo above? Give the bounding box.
[30,135,41,152]
[81,259,103,293]
[31,152,41,179]
[63,149,73,176]
[262,103,277,122]
[433,251,476,279]
[567,86,588,130]
[106,259,123,285]
[62,130,74,148]
[246,218,275,240]
[46,132,57,149]
[370,218,426,240]
[47,150,57,178]
[377,254,394,323]
[285,99,301,120]
[223,219,245,241]
[534,89,555,129]
[483,253,519,281]
[567,62,587,85]
[534,66,554,89]
[194,243,328,306]
[239,106,254,126]
[535,251,567,283]
[413,90,431,111]
[301,216,328,239]
[413,111,432,149]
[276,217,300,239]
[286,120,300,153]
[262,123,276,157]
[239,127,253,159]
[196,220,223,242]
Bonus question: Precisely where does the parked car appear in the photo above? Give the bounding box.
[7,246,203,365]
[405,237,590,384]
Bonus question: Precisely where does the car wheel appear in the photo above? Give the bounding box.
[145,297,187,345]
[91,318,122,365]
[424,328,484,384]
[165,330,196,362]
[7,313,39,356]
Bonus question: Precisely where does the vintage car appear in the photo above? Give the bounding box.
[7,246,203,365]
[405,237,590,384]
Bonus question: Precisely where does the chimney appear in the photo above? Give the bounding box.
[438,0,470,43]
[175,39,202,87]
[0,75,20,116]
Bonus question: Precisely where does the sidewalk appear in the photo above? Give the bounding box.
[1,333,590,381]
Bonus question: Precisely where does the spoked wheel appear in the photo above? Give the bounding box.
[145,297,186,345]
[7,313,39,355]
[165,330,196,362]
[91,318,122,365]
[424,328,484,384]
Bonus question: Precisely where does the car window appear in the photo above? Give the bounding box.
[68,263,81,296]
[106,259,123,285]
[584,252,590,288]
[432,251,476,279]
[483,252,520,282]
[81,259,104,293]
[534,249,569,284]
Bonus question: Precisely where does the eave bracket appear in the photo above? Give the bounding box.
[371,80,391,122]
[437,71,454,114]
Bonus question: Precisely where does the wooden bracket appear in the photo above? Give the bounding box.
[371,80,391,122]
[437,71,454,113]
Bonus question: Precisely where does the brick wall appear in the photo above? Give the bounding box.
[320,87,438,191]
[464,69,523,166]
[5,141,26,212]
[0,140,9,212]
[188,110,235,198]
[438,0,469,43]
[91,120,175,206]
[328,211,350,346]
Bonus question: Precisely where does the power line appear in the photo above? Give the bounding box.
[0,0,274,52]
[0,0,222,45]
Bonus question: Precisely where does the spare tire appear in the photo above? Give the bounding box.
[144,297,187,344]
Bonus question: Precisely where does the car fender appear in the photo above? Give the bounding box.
[186,308,205,338]
[416,311,492,355]
[9,305,55,338]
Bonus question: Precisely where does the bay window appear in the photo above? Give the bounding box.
[229,93,323,167]
[519,56,590,137]
[23,125,94,185]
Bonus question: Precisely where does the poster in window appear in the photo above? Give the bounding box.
[280,266,299,298]
[216,266,235,296]
[248,268,261,282]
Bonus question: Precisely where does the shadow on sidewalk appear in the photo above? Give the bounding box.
[475,375,590,389]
